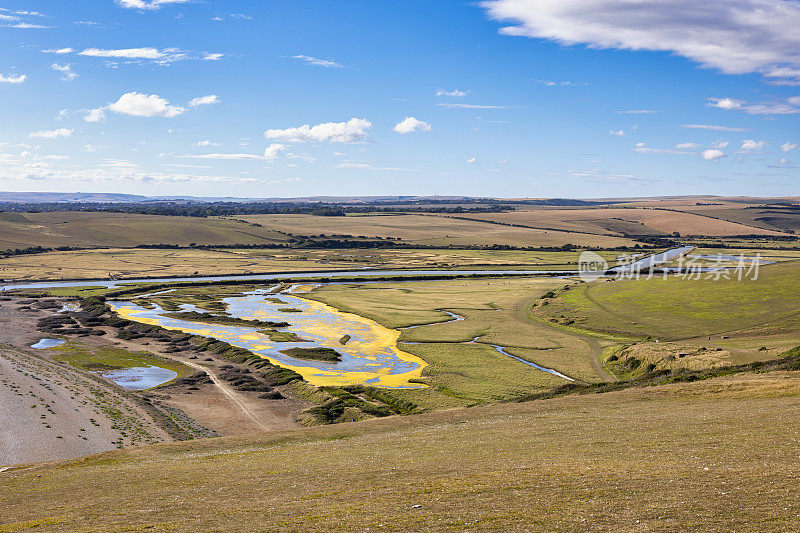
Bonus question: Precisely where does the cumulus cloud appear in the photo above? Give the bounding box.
[291,55,344,68]
[30,128,73,139]
[196,140,219,147]
[393,117,432,134]
[264,143,286,159]
[466,157,477,163]
[436,89,467,97]
[264,118,372,143]
[188,94,219,107]
[702,149,727,161]
[708,96,800,115]
[85,92,187,121]
[481,0,800,83]
[740,139,766,151]
[780,141,797,152]
[0,73,26,83]
[609,130,624,136]
[108,92,185,117]
[711,140,729,149]
[51,63,77,81]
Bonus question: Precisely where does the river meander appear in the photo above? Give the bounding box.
[108,289,428,389]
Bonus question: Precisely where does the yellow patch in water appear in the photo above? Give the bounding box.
[112,299,427,389]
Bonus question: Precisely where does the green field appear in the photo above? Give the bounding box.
[303,278,616,409]
[535,260,800,341]
[2,370,799,531]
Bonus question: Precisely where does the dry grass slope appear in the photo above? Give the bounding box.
[2,371,799,531]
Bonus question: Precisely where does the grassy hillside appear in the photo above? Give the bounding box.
[0,212,289,249]
[537,260,800,340]
[453,207,787,237]
[241,213,638,247]
[2,370,800,531]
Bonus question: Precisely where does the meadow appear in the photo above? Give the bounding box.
[0,247,625,281]
[2,369,799,531]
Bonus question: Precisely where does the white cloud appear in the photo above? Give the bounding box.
[681,124,749,132]
[466,157,477,163]
[676,142,701,149]
[264,118,372,143]
[30,128,73,139]
[0,73,25,83]
[181,153,264,160]
[291,55,344,68]
[393,117,432,134]
[264,143,286,159]
[117,0,191,10]
[188,94,219,107]
[702,149,727,161]
[481,0,800,83]
[85,92,187,121]
[204,53,224,61]
[531,79,579,87]
[437,103,512,109]
[633,142,696,155]
[196,140,219,147]
[4,23,51,29]
[617,109,659,114]
[107,92,185,118]
[609,129,624,136]
[740,139,766,151]
[708,97,742,110]
[83,145,97,152]
[708,96,800,115]
[79,47,165,59]
[51,63,77,81]
[84,108,106,122]
[436,89,467,97]
[711,140,729,149]
[230,13,253,20]
[780,141,797,152]
[43,47,74,54]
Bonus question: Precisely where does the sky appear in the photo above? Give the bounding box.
[0,0,798,199]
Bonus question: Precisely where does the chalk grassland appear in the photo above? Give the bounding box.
[240,213,638,247]
[2,371,800,531]
[534,260,800,343]
[449,207,788,236]
[303,278,613,410]
[0,248,624,281]
[0,212,289,249]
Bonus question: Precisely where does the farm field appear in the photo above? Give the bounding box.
[533,259,800,346]
[240,213,639,247]
[0,212,289,250]
[450,207,788,237]
[2,369,800,531]
[0,247,626,281]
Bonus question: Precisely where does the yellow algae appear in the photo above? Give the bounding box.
[110,297,428,389]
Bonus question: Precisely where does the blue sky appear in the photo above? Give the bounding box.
[0,0,798,198]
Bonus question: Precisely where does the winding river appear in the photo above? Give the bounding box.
[108,289,428,389]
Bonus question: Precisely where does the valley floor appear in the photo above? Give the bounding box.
[2,370,800,531]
